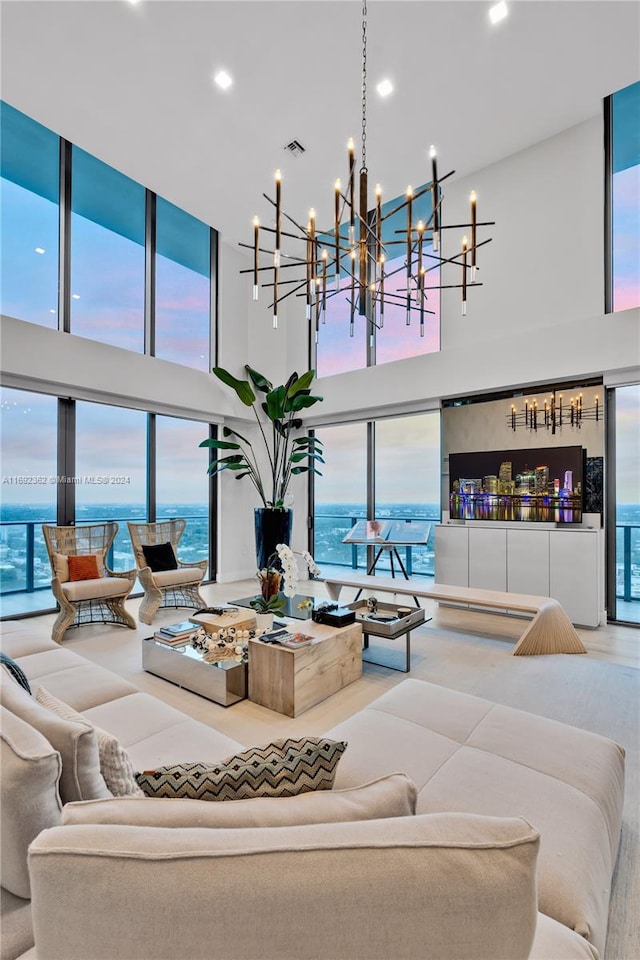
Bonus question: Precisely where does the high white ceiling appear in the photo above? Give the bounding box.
[1,0,638,247]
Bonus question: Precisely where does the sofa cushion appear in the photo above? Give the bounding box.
[0,652,31,694]
[530,914,599,960]
[152,567,204,587]
[1,675,110,804]
[36,687,144,798]
[28,814,540,960]
[62,773,417,828]
[67,554,101,581]
[327,678,625,959]
[15,649,138,713]
[0,705,62,899]
[80,692,244,768]
[0,888,34,960]
[141,541,177,572]
[61,577,129,602]
[135,737,347,801]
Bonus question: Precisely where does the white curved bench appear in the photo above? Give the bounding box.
[323,574,587,656]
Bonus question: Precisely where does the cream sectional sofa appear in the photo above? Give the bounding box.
[0,624,625,960]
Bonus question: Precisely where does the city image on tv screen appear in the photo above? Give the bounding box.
[449,445,584,523]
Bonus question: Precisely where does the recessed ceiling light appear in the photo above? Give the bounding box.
[49,309,56,314]
[489,1,508,25]
[72,294,80,300]
[34,247,46,254]
[376,78,393,98]
[214,70,233,91]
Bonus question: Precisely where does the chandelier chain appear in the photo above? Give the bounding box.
[361,0,368,172]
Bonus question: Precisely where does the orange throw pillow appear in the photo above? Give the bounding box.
[67,555,100,582]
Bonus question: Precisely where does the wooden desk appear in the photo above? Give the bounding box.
[248,622,362,717]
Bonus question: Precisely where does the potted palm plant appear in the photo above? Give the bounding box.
[200,365,324,568]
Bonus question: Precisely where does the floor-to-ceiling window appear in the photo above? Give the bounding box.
[70,148,146,351]
[0,388,58,614]
[374,413,440,575]
[611,384,640,624]
[156,415,211,572]
[609,81,640,312]
[155,198,211,371]
[75,402,147,571]
[1,101,218,371]
[313,423,368,570]
[0,103,60,327]
[0,389,215,617]
[312,412,440,576]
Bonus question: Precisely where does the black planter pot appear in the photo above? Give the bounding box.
[254,508,293,570]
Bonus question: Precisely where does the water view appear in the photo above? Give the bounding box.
[1,501,638,618]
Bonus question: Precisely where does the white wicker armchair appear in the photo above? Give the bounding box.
[127,520,208,625]
[42,523,137,644]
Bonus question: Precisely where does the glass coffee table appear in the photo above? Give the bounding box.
[142,636,247,707]
[230,593,317,620]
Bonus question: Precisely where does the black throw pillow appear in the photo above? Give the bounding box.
[0,652,32,694]
[141,542,178,572]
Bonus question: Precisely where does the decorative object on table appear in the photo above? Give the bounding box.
[312,603,357,627]
[240,0,493,338]
[249,542,300,628]
[153,620,199,646]
[189,626,249,665]
[190,607,257,634]
[127,519,207,625]
[199,365,324,568]
[301,550,322,579]
[366,596,379,615]
[42,522,137,644]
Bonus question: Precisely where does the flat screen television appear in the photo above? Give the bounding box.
[449,445,584,523]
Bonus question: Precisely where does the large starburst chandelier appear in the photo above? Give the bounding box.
[241,0,493,338]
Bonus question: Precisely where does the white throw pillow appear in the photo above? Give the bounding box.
[36,687,144,798]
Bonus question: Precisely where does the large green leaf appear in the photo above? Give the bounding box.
[291,436,323,448]
[213,367,255,406]
[290,452,325,463]
[266,385,286,421]
[288,370,315,396]
[245,365,273,394]
[288,393,323,412]
[199,438,241,450]
[223,425,253,446]
[281,419,304,433]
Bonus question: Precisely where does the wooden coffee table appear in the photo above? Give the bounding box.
[248,621,362,717]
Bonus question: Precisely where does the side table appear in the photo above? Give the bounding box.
[248,622,362,717]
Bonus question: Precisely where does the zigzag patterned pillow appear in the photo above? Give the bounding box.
[135,737,348,801]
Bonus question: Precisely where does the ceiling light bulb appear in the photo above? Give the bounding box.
[34,247,45,254]
[376,78,393,98]
[429,144,437,159]
[489,1,508,25]
[214,70,233,91]
[72,294,80,300]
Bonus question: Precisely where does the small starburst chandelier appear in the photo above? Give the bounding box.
[241,0,494,339]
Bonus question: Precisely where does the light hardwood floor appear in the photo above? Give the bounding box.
[4,577,637,748]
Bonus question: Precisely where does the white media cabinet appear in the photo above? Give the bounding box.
[434,523,602,628]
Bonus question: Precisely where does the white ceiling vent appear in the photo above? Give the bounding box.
[284,140,306,158]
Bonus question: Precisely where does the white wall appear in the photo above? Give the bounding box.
[439,117,604,348]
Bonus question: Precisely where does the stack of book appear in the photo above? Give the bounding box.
[153,621,198,645]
